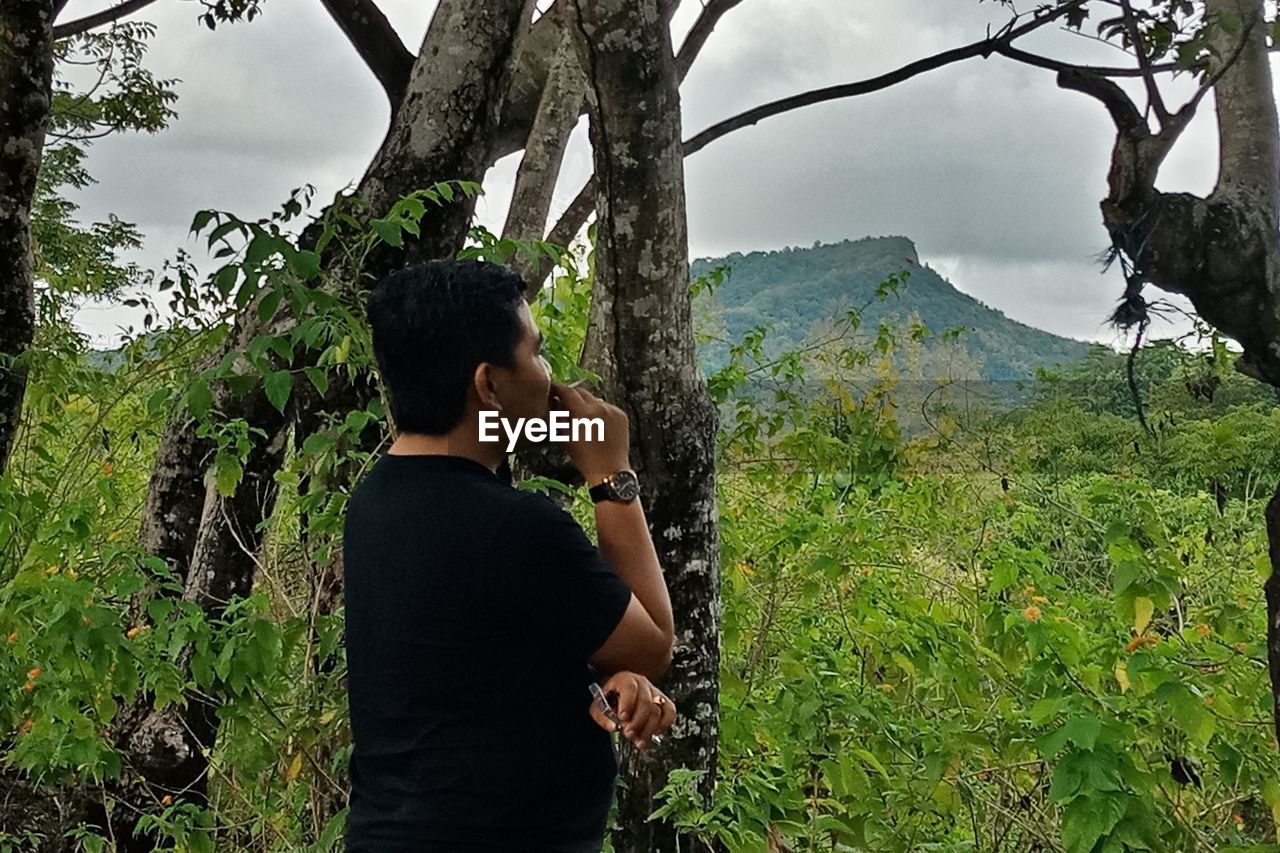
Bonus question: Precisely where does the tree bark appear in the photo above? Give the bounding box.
[0,0,54,475]
[572,0,721,850]
[107,0,536,844]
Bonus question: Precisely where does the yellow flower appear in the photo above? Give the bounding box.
[1031,595,1048,604]
[27,668,40,680]
[100,462,114,476]
[1195,623,1211,637]
[1023,606,1041,621]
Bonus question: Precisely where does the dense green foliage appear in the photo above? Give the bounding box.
[691,237,1092,380]
[4,189,1280,851]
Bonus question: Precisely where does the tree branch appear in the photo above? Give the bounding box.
[675,0,745,79]
[682,1,1077,158]
[318,0,415,111]
[1056,66,1146,136]
[1119,0,1170,122]
[995,43,1180,77]
[53,0,160,40]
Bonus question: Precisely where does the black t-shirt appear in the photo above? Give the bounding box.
[342,453,635,852]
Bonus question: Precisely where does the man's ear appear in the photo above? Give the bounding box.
[472,362,502,411]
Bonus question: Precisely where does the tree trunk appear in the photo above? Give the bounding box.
[0,0,54,474]
[572,1,721,850]
[501,1,585,290]
[106,0,536,844]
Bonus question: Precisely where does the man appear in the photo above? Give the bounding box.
[343,259,678,851]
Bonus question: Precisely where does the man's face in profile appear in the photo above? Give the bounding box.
[486,299,553,450]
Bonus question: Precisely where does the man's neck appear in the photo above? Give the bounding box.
[388,429,504,473]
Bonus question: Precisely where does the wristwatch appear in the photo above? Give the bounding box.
[589,469,640,504]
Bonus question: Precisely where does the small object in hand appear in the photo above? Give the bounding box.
[589,682,621,729]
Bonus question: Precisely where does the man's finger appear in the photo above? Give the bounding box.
[636,693,669,746]
[657,697,676,734]
[623,684,656,745]
[587,702,618,733]
[607,675,639,725]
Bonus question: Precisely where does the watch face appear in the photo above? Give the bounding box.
[611,470,640,500]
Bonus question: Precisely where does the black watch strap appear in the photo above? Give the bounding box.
[589,470,639,503]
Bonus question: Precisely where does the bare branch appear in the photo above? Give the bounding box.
[53,0,160,40]
[1119,0,1170,122]
[676,0,745,78]
[318,0,415,110]
[996,43,1181,77]
[682,2,1079,158]
[1056,67,1146,136]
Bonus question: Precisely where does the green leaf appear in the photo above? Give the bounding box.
[214,455,243,497]
[1061,792,1128,853]
[1062,715,1102,750]
[189,209,216,236]
[187,379,213,419]
[257,287,284,324]
[206,219,242,248]
[214,264,239,298]
[304,367,329,396]
[301,432,332,456]
[264,370,293,413]
[289,249,322,279]
[371,219,404,247]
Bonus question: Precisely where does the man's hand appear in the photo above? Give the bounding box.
[587,670,676,751]
[549,382,631,485]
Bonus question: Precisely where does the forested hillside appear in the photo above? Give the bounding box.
[692,237,1091,379]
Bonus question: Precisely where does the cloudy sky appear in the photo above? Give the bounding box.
[60,0,1262,348]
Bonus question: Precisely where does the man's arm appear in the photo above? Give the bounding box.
[552,380,675,681]
[591,497,674,678]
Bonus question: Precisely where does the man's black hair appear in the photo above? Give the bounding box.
[366,259,527,435]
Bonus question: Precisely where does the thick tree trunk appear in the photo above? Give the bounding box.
[0,0,54,474]
[106,1,535,844]
[572,1,721,850]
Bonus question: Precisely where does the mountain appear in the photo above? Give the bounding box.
[691,236,1092,379]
